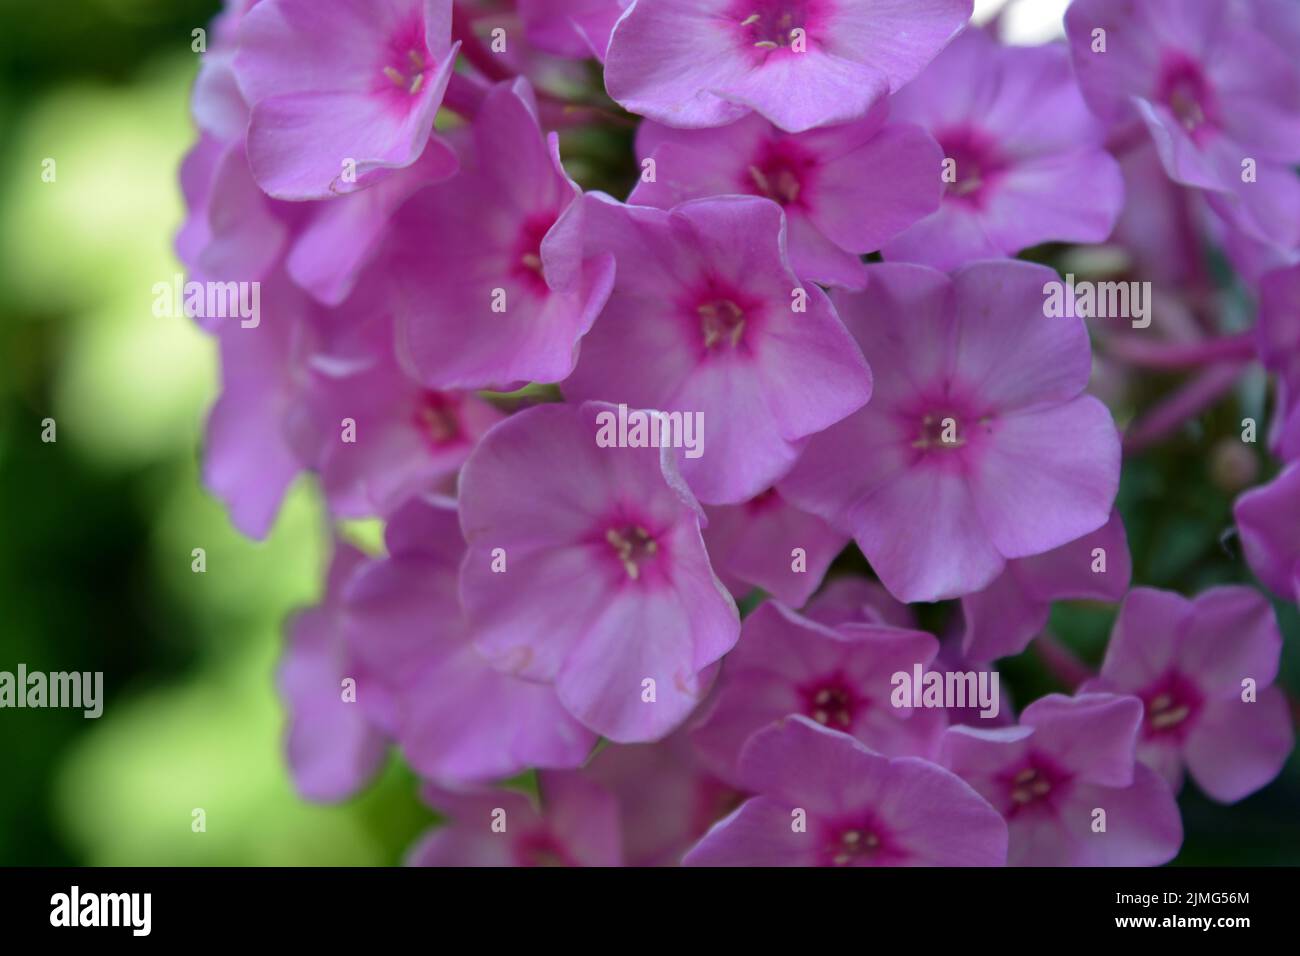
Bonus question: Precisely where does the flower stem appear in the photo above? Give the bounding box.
[1122,361,1250,454]
[442,71,488,119]
[451,4,514,83]
[1033,632,1096,692]
[1104,331,1258,370]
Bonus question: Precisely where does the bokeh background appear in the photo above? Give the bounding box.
[1,0,1296,866]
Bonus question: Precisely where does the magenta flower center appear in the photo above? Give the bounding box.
[1155,53,1218,138]
[380,18,432,96]
[412,391,462,447]
[1002,757,1071,818]
[513,832,575,867]
[698,299,748,350]
[1140,672,1203,741]
[824,823,884,866]
[513,214,558,296]
[745,139,817,209]
[729,0,831,51]
[800,675,859,729]
[1009,766,1052,806]
[745,487,782,515]
[936,127,1008,207]
[605,524,660,581]
[913,412,969,450]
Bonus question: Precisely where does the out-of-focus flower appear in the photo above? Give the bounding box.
[883,29,1123,271]
[233,0,458,199]
[630,107,942,287]
[684,715,1008,866]
[410,773,622,866]
[585,731,745,865]
[279,542,387,802]
[960,509,1131,662]
[388,80,614,390]
[1257,263,1300,461]
[604,0,973,133]
[1235,464,1300,603]
[1066,0,1300,251]
[1081,587,1293,804]
[342,497,597,783]
[941,693,1183,865]
[702,488,848,607]
[518,0,629,61]
[690,601,946,785]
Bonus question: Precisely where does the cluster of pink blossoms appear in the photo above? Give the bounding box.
[180,0,1299,866]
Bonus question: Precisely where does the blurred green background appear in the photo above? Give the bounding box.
[0,0,434,865]
[0,0,1295,866]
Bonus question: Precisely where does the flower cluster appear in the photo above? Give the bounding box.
[180,0,1298,866]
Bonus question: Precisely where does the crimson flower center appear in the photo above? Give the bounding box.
[809,686,854,728]
[914,413,966,450]
[828,827,881,866]
[1147,693,1192,730]
[1009,766,1054,807]
[937,127,1006,205]
[1156,55,1216,135]
[732,0,827,49]
[413,392,461,447]
[749,164,802,205]
[513,214,557,296]
[605,525,659,581]
[1140,672,1203,741]
[698,299,747,350]
[383,47,429,95]
[800,675,859,729]
[513,832,574,867]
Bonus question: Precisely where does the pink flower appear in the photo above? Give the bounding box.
[960,509,1132,662]
[278,542,386,802]
[690,601,946,786]
[1235,464,1300,602]
[882,29,1123,271]
[410,773,622,866]
[284,288,505,519]
[388,80,615,389]
[182,19,459,307]
[341,496,596,783]
[1066,0,1300,251]
[604,0,973,133]
[1257,263,1300,461]
[701,488,848,607]
[518,0,629,61]
[177,140,289,289]
[779,260,1121,603]
[202,272,309,539]
[566,194,872,504]
[233,0,458,199]
[457,401,740,742]
[629,107,942,287]
[1081,587,1293,803]
[940,693,1183,866]
[585,731,746,865]
[683,715,1007,866]
[803,576,916,629]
